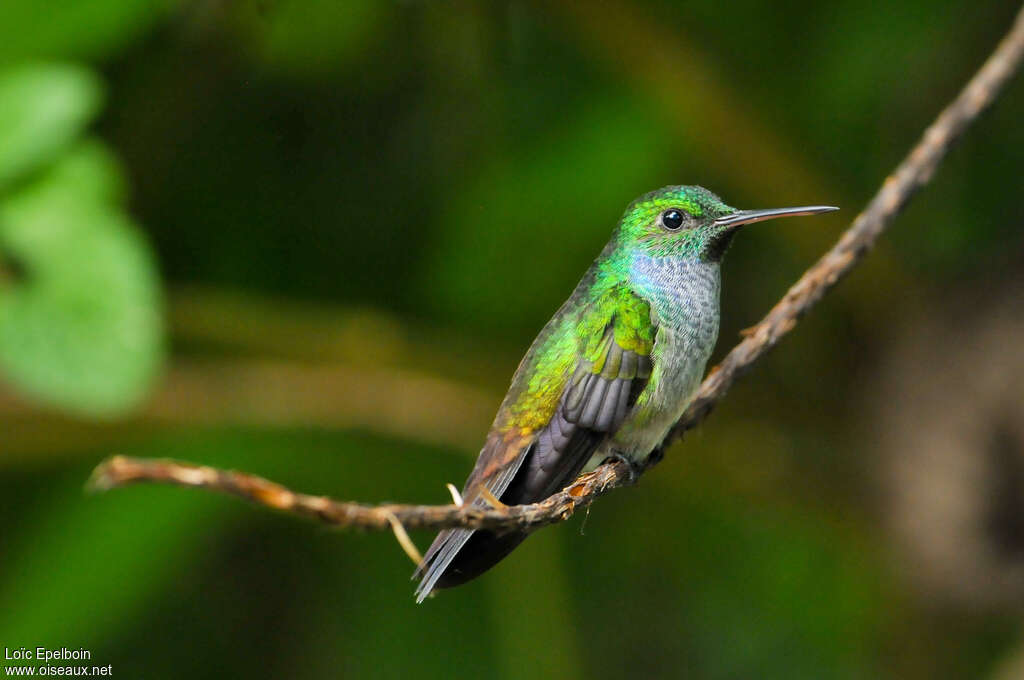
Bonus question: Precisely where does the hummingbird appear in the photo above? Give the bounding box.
[413,185,837,602]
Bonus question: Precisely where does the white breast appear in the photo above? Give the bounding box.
[587,254,722,467]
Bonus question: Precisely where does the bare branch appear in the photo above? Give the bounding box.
[88,455,629,532]
[89,6,1024,535]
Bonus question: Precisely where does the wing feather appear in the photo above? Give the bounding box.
[414,284,656,600]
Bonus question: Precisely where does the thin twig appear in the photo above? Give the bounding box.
[87,455,626,532]
[89,5,1024,535]
[382,511,424,566]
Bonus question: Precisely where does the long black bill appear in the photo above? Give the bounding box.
[713,205,839,229]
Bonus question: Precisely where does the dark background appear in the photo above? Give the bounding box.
[2,1,1024,678]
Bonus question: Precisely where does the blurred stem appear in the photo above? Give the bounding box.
[168,285,510,388]
[0,285,517,459]
[0,357,499,463]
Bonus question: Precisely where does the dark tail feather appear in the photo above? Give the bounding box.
[413,528,527,602]
[413,430,603,602]
[413,527,474,603]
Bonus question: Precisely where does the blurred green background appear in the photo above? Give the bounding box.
[2,1,1024,678]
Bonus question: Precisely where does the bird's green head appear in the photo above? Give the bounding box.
[614,185,837,262]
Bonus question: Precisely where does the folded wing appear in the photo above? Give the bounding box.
[414,287,655,601]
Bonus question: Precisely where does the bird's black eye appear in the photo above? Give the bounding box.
[661,209,685,231]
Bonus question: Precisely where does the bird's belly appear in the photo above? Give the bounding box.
[580,253,721,472]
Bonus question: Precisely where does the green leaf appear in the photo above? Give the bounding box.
[0,63,102,189]
[12,136,127,205]
[0,141,163,416]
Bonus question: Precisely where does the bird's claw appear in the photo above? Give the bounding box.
[604,451,643,485]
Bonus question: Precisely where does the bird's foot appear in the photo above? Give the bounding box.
[603,451,643,486]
